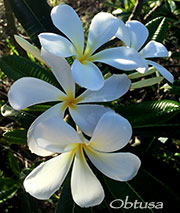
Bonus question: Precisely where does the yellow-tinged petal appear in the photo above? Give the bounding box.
[14,35,47,64]
[24,150,75,200]
[71,144,104,207]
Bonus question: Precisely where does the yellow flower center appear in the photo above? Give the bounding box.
[77,48,92,64]
[59,91,84,111]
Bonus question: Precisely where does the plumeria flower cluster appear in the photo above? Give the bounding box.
[8,2,174,209]
[115,19,174,83]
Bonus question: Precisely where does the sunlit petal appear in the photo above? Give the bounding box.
[92,47,143,71]
[136,55,149,73]
[41,48,75,95]
[72,59,104,91]
[33,115,81,153]
[85,12,118,56]
[14,35,46,64]
[8,77,64,110]
[90,112,132,152]
[85,148,141,181]
[39,33,76,57]
[27,103,64,156]
[24,151,74,199]
[140,41,169,58]
[126,20,149,51]
[147,60,174,83]
[51,4,84,54]
[71,146,104,207]
[70,104,112,136]
[115,18,130,46]
[79,74,131,103]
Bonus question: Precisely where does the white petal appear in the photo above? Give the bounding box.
[147,60,174,83]
[27,103,64,156]
[92,47,144,71]
[41,48,75,95]
[51,4,84,54]
[39,33,76,57]
[90,112,132,152]
[126,20,149,51]
[85,148,141,181]
[14,35,46,64]
[70,104,112,137]
[85,12,118,56]
[79,74,131,103]
[115,18,130,46]
[33,114,81,153]
[72,59,104,91]
[135,55,149,74]
[71,146,104,207]
[140,41,169,58]
[24,151,74,200]
[8,77,64,110]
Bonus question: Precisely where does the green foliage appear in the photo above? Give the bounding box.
[131,77,164,89]
[8,0,61,47]
[116,100,180,127]
[1,104,36,128]
[0,178,19,204]
[2,129,27,145]
[104,159,180,212]
[0,55,59,87]
[146,17,169,42]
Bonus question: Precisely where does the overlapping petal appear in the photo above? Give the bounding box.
[72,59,104,90]
[33,115,82,153]
[41,48,75,94]
[24,151,74,199]
[51,4,84,54]
[39,33,76,57]
[70,104,111,136]
[147,60,174,83]
[71,146,104,207]
[92,47,144,71]
[27,103,64,156]
[85,12,118,56]
[140,41,169,58]
[115,18,130,46]
[126,20,149,51]
[14,35,46,64]
[89,112,132,152]
[85,148,141,181]
[79,74,131,103]
[8,77,64,110]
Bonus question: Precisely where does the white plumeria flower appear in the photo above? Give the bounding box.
[8,49,131,156]
[116,20,174,83]
[39,4,144,91]
[23,111,141,208]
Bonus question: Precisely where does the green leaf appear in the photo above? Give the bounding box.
[133,123,180,139]
[0,178,19,203]
[8,151,20,177]
[104,156,180,212]
[1,104,36,128]
[8,0,61,47]
[56,182,74,213]
[128,67,156,80]
[151,17,169,42]
[2,129,27,145]
[169,79,180,95]
[146,17,168,42]
[0,55,59,87]
[131,77,163,89]
[116,100,180,127]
